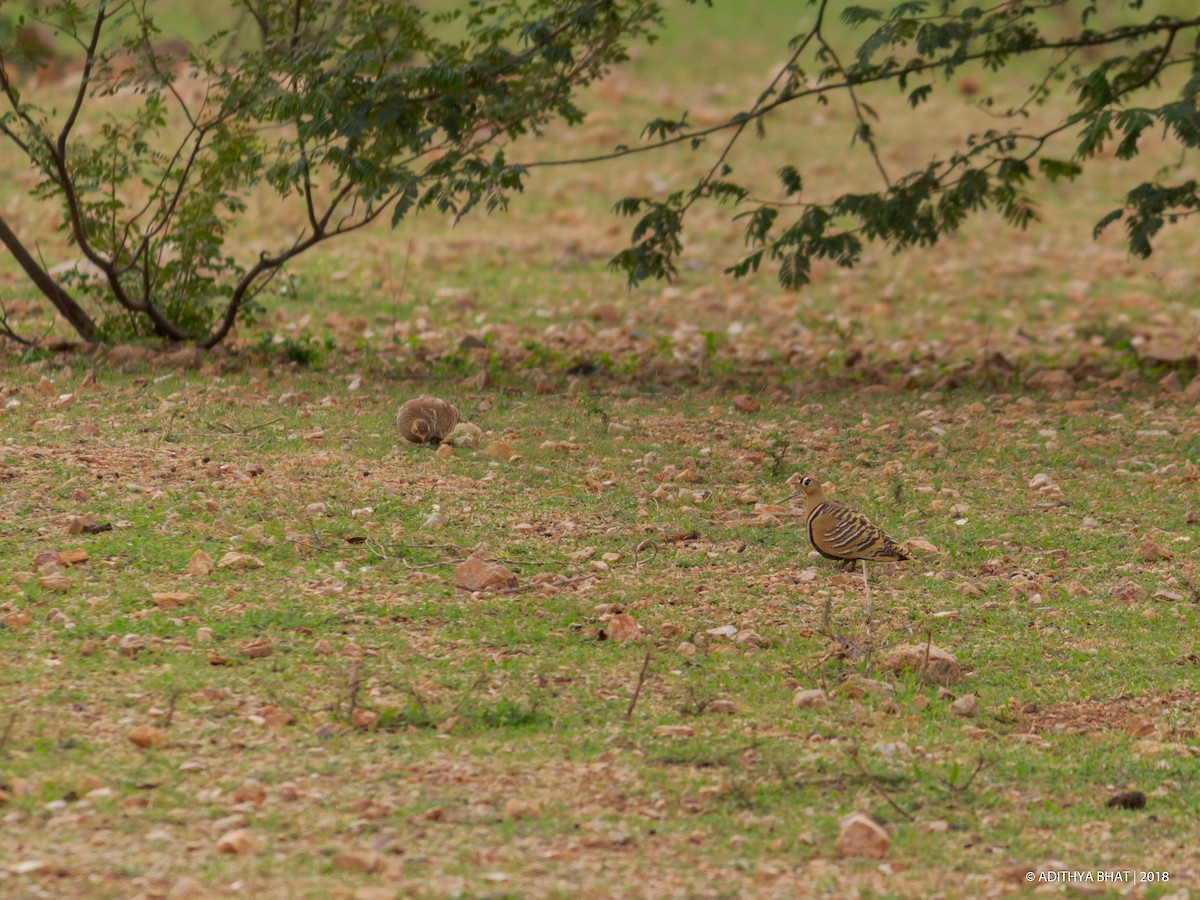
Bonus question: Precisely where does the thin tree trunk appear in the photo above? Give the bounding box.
[0,216,97,341]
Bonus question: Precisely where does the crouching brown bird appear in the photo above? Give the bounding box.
[793,474,909,629]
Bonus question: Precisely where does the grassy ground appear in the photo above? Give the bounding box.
[2,2,1200,898]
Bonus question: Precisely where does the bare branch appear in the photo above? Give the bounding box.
[848,744,914,822]
[625,646,652,722]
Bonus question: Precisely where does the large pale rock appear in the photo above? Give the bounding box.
[880,643,962,686]
[453,553,517,593]
[835,811,890,859]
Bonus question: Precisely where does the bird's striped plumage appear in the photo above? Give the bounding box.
[796,476,909,567]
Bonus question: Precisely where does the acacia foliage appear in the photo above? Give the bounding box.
[0,0,660,345]
[599,1,1200,289]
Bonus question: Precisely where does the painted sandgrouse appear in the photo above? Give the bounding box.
[396,396,460,444]
[795,475,909,570]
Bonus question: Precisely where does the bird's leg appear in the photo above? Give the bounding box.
[861,558,878,675]
[862,557,873,635]
[821,593,832,636]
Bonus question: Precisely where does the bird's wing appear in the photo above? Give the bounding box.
[809,501,909,562]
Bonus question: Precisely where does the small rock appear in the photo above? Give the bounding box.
[652,725,695,738]
[1139,538,1173,561]
[262,707,294,728]
[604,613,643,642]
[504,798,541,820]
[1026,369,1075,395]
[58,548,89,566]
[183,549,215,576]
[483,440,516,460]
[880,643,961,686]
[10,860,50,875]
[65,515,96,535]
[733,630,767,647]
[215,829,255,855]
[1110,580,1148,604]
[423,512,450,529]
[128,725,168,749]
[453,552,517,593]
[446,422,483,449]
[216,551,264,570]
[707,699,737,715]
[1139,340,1194,366]
[675,641,697,656]
[104,343,153,369]
[334,850,381,873]
[904,537,939,554]
[167,876,207,898]
[39,573,72,592]
[950,695,979,718]
[841,675,895,697]
[350,708,379,730]
[1124,715,1155,739]
[1152,588,1185,602]
[313,639,334,655]
[835,811,890,859]
[705,625,739,639]
[792,689,829,710]
[733,394,761,413]
[435,443,454,458]
[151,591,195,610]
[240,638,273,659]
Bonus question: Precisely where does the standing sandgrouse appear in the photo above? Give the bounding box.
[795,475,909,569]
